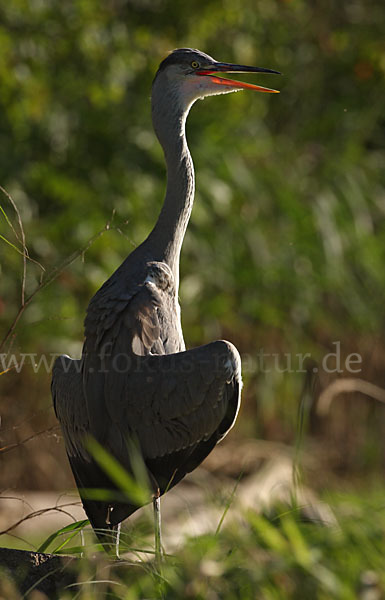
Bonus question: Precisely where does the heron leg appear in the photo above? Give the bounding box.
[106,505,121,559]
[153,489,163,571]
[115,522,121,559]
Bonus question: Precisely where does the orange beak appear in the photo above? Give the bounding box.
[196,62,280,94]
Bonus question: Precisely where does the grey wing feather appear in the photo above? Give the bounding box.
[53,257,242,533]
[52,355,89,461]
[52,354,135,539]
[102,339,242,462]
[84,260,176,357]
[81,260,181,444]
[53,340,242,532]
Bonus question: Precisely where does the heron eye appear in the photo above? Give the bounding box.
[191,61,200,69]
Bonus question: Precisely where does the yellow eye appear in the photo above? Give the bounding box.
[191,61,199,69]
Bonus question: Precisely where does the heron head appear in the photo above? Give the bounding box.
[152,48,280,113]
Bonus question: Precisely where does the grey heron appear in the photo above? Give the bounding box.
[52,48,280,556]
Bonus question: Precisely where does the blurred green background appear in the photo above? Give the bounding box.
[1,0,385,493]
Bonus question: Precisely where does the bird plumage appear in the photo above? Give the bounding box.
[52,48,279,549]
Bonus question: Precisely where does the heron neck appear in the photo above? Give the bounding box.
[148,101,195,288]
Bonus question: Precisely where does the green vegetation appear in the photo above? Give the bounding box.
[3,488,385,598]
[1,1,384,350]
[1,0,385,597]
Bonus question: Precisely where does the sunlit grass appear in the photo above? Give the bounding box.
[3,487,385,599]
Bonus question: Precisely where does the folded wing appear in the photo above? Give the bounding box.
[52,340,242,531]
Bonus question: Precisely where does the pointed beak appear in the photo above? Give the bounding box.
[196,62,281,94]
